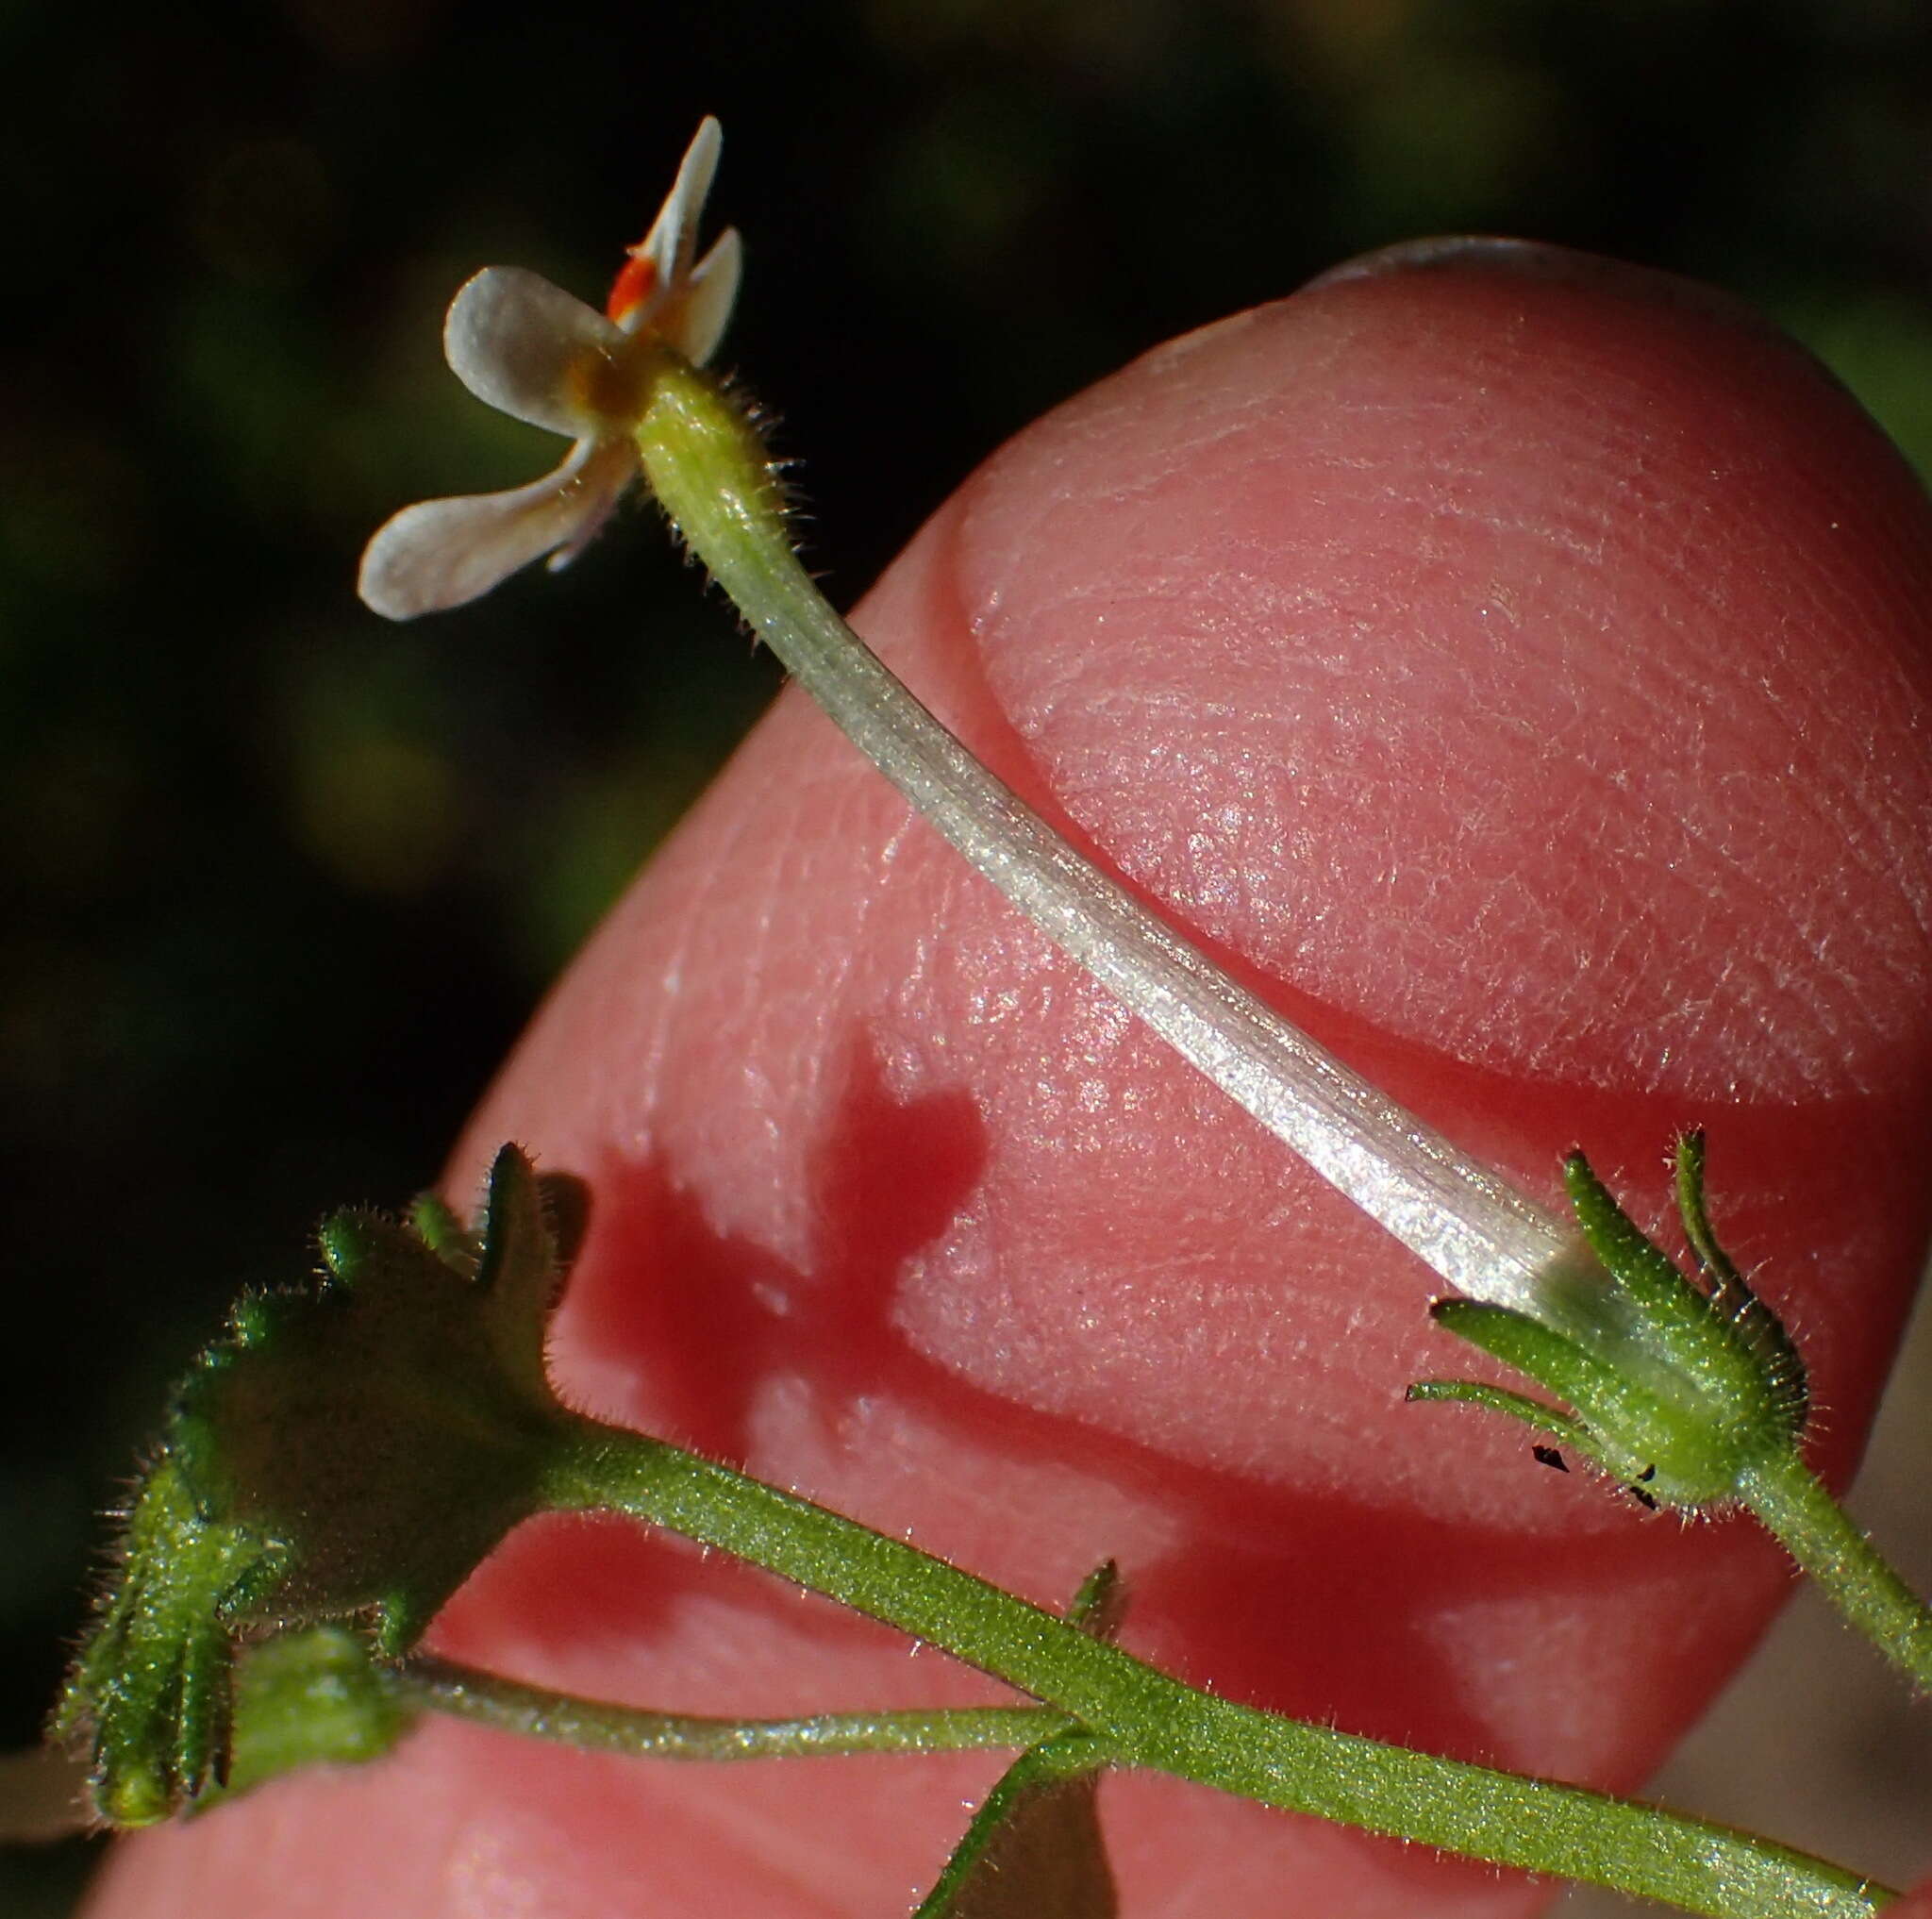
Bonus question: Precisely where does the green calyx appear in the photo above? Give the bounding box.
[55,1144,584,1825]
[1408,1133,1808,1512]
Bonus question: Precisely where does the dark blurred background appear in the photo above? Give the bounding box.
[6,1,1931,1911]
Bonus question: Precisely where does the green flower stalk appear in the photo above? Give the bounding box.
[47,1145,1900,1916]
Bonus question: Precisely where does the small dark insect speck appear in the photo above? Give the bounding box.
[1628,1485,1659,1511]
[1531,1444,1568,1473]
[1636,1464,1657,1482]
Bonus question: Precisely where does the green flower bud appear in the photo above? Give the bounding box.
[55,1145,584,1824]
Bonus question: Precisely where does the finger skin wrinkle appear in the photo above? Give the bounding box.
[954,274,1932,1107]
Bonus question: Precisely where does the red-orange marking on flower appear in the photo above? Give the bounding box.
[606,252,658,326]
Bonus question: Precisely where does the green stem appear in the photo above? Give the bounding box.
[542,1417,1891,1917]
[391,1654,1067,1760]
[1741,1452,1932,1694]
[631,357,1603,1326]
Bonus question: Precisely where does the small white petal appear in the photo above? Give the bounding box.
[672,225,742,367]
[543,475,625,573]
[358,439,635,620]
[443,268,625,435]
[639,117,723,310]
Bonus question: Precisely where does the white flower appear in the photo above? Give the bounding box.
[358,118,741,621]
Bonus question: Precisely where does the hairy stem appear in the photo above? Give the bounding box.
[1741,1452,1932,1694]
[541,1417,1890,1917]
[392,1654,1069,1760]
[632,355,1606,1323]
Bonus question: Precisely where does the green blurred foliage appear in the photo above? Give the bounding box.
[4,0,1929,1909]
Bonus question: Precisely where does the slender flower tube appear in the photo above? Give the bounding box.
[352,132,1932,1682]
[357,121,1607,1330]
